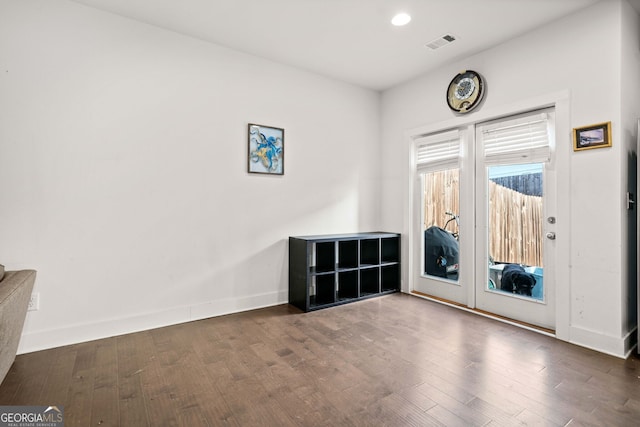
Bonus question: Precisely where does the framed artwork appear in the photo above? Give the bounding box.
[248,123,284,175]
[573,121,611,151]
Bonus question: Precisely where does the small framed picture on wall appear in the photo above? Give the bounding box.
[573,121,611,151]
[248,123,284,175]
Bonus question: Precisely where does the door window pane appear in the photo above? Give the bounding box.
[487,164,544,300]
[423,168,460,281]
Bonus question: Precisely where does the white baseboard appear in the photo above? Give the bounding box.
[411,290,636,358]
[17,290,288,354]
[19,291,635,360]
[569,325,637,359]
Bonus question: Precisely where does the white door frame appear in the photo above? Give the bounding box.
[404,91,571,340]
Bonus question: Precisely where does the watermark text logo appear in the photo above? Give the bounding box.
[0,406,63,427]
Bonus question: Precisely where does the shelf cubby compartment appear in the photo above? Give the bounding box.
[312,241,335,273]
[338,240,359,269]
[381,264,400,292]
[381,237,400,264]
[310,273,336,307]
[360,267,380,296]
[337,270,359,301]
[360,239,380,266]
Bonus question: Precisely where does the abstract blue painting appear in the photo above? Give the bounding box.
[248,123,284,175]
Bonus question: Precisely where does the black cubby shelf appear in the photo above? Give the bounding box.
[288,232,401,312]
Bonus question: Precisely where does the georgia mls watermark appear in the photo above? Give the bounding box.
[0,406,63,427]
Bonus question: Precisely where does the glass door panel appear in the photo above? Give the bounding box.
[423,169,460,281]
[414,167,467,305]
[487,164,544,300]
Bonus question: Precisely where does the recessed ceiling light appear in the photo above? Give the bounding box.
[391,13,411,26]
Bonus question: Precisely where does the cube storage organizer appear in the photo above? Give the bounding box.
[289,232,400,312]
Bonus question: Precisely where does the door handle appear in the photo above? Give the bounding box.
[546,232,556,240]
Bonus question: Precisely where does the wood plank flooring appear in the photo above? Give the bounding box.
[1,293,639,426]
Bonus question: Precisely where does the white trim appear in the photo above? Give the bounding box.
[18,290,287,354]
[411,290,635,359]
[569,325,637,359]
[405,90,568,139]
[411,291,555,337]
[405,90,571,341]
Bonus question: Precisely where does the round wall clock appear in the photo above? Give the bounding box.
[446,70,485,114]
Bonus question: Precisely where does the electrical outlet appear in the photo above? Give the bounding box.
[28,292,39,311]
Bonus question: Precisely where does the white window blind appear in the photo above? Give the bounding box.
[480,109,554,164]
[415,129,461,172]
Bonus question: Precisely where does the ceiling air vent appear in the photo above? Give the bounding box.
[426,34,456,50]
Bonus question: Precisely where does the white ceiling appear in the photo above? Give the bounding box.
[70,0,620,91]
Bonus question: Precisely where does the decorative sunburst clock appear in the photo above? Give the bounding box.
[446,70,485,114]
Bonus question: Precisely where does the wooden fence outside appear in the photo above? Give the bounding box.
[423,169,460,233]
[423,170,543,267]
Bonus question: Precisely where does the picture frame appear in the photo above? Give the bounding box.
[573,121,611,151]
[248,123,284,175]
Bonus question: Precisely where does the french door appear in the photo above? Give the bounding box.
[474,110,556,329]
[412,129,470,305]
[413,108,556,330]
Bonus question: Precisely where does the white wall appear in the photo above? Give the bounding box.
[0,0,381,353]
[3,0,637,358]
[381,0,638,357]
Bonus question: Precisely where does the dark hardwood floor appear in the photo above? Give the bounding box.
[1,293,639,426]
